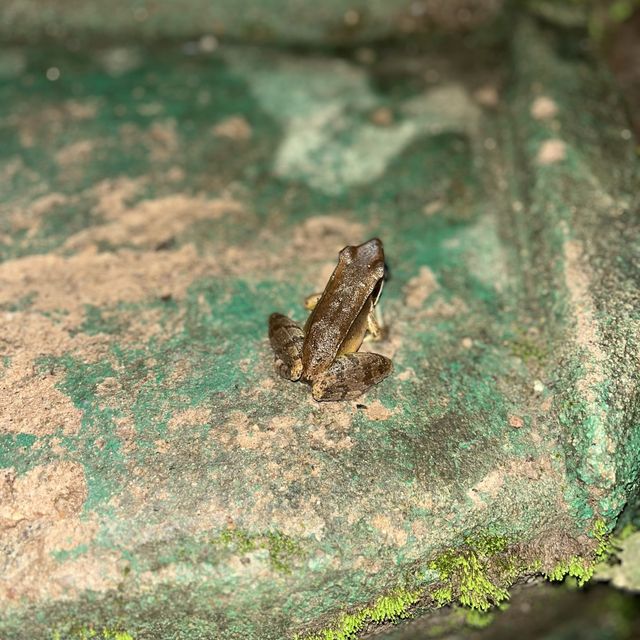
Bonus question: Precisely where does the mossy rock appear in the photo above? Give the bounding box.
[0,13,638,640]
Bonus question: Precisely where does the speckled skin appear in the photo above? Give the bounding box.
[269,238,392,400]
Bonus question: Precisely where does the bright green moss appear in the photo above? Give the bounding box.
[593,518,615,560]
[467,534,509,556]
[428,535,512,611]
[51,629,134,640]
[298,588,422,640]
[544,555,594,587]
[432,586,453,607]
[430,550,509,611]
[544,518,614,587]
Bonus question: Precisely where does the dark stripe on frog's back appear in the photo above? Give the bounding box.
[301,241,384,380]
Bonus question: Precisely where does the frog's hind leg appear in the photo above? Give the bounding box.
[268,313,304,381]
[311,352,392,402]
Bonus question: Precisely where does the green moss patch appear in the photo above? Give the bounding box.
[51,628,134,640]
[298,588,422,640]
[545,519,615,587]
[210,528,305,574]
[428,535,516,611]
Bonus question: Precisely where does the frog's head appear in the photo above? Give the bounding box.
[339,238,385,275]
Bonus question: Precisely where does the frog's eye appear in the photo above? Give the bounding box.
[383,261,390,282]
[338,246,356,264]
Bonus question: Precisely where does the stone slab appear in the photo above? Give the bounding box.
[0,15,638,640]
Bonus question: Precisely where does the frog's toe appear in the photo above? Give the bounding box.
[274,355,303,381]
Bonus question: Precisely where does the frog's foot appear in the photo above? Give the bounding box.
[268,313,304,381]
[311,352,393,402]
[365,310,382,341]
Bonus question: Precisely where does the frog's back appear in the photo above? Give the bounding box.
[301,239,384,380]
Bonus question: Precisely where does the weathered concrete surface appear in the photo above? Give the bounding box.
[0,13,639,640]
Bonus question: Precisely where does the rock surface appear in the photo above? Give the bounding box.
[0,12,638,640]
[0,0,504,45]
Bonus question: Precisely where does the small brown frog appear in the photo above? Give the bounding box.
[268,238,393,401]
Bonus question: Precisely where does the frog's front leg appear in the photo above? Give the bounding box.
[306,294,382,341]
[311,352,393,402]
[268,313,304,381]
[366,310,382,340]
[303,293,322,311]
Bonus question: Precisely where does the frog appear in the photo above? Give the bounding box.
[268,238,393,401]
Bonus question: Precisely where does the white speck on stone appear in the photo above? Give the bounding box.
[473,85,499,108]
[344,9,361,26]
[531,96,558,120]
[483,137,497,150]
[99,47,142,76]
[533,380,545,394]
[199,35,218,53]
[423,200,443,216]
[461,337,473,349]
[536,139,567,165]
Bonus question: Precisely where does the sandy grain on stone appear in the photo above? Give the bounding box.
[370,514,408,547]
[291,216,366,262]
[168,405,212,431]
[404,266,439,309]
[64,194,242,251]
[55,139,95,166]
[0,313,110,435]
[0,462,114,603]
[0,246,209,327]
[213,116,252,141]
[363,399,395,421]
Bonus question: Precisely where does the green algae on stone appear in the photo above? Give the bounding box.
[210,528,305,574]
